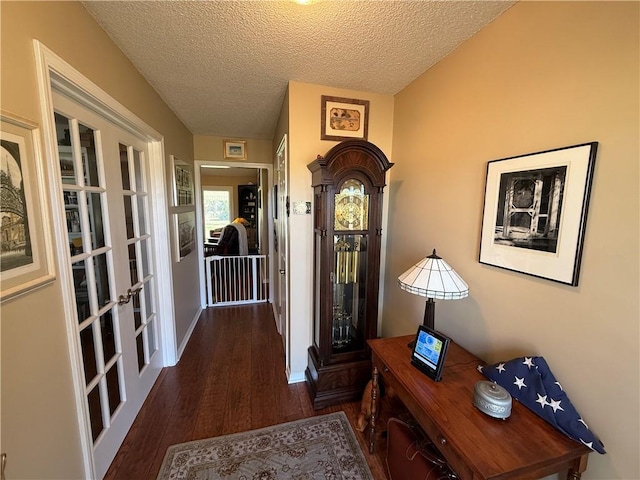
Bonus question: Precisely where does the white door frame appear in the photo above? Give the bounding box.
[275,135,291,377]
[194,160,274,309]
[33,40,176,479]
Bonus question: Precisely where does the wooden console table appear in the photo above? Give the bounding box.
[368,336,591,480]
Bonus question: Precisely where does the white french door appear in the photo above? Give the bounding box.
[275,135,290,369]
[52,91,162,478]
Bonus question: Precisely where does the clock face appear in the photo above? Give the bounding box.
[334,194,368,230]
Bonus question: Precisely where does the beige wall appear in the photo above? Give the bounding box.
[201,172,259,189]
[194,135,272,163]
[384,2,639,479]
[1,2,195,478]
[287,81,394,379]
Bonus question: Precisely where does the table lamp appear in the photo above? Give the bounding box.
[398,249,469,332]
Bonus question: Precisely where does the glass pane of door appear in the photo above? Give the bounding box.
[119,143,157,373]
[55,112,124,444]
[53,89,163,480]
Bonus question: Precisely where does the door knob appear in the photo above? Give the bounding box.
[118,286,143,305]
[279,269,285,274]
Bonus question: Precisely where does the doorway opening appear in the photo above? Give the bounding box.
[195,163,274,308]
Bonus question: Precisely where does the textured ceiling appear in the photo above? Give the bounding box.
[83,0,515,140]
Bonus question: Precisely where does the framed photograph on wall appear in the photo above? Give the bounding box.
[174,210,196,261]
[171,155,194,206]
[479,142,598,286]
[223,140,247,160]
[1,111,55,302]
[321,95,369,141]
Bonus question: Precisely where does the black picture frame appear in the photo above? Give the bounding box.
[273,184,278,220]
[479,142,598,286]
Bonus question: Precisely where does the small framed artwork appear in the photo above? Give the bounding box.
[171,155,194,206]
[174,210,196,261]
[1,111,55,302]
[223,140,247,160]
[273,185,278,220]
[479,142,598,286]
[321,95,369,141]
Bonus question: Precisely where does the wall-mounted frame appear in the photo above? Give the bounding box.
[1,111,55,302]
[171,155,194,206]
[273,184,278,220]
[174,210,195,262]
[320,95,369,141]
[479,142,598,286]
[223,139,247,160]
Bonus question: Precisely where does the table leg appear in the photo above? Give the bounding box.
[566,454,589,480]
[368,366,379,454]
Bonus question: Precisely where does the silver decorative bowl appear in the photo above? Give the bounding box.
[473,380,512,419]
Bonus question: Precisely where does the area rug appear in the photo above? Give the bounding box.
[156,411,374,480]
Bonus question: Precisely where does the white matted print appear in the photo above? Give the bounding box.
[1,111,55,301]
[223,140,247,160]
[174,210,195,261]
[171,155,194,206]
[479,142,597,286]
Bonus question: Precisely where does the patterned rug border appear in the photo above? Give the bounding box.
[156,411,374,479]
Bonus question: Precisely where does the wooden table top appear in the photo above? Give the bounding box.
[369,335,591,480]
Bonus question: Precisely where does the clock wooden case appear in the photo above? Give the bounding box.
[305,140,393,409]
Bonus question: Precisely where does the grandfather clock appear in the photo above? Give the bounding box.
[305,140,393,409]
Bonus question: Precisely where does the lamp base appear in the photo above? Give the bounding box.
[407,298,437,348]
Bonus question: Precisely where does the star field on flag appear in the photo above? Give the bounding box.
[478,356,605,454]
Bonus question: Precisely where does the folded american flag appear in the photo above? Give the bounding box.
[478,356,605,454]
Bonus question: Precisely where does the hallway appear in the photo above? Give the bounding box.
[104,304,388,479]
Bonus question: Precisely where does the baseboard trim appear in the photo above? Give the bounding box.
[287,370,306,384]
[177,306,203,361]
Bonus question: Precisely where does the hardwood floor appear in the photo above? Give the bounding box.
[104,303,390,479]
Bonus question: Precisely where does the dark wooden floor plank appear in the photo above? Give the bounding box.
[191,308,233,439]
[104,303,389,480]
[222,312,253,434]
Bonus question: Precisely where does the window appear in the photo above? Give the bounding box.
[203,187,233,241]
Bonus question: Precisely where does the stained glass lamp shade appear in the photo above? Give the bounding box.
[398,249,469,331]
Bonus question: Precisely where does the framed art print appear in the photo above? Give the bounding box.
[321,96,369,141]
[171,155,194,206]
[174,210,195,261]
[1,111,55,301]
[479,142,598,286]
[223,140,247,160]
